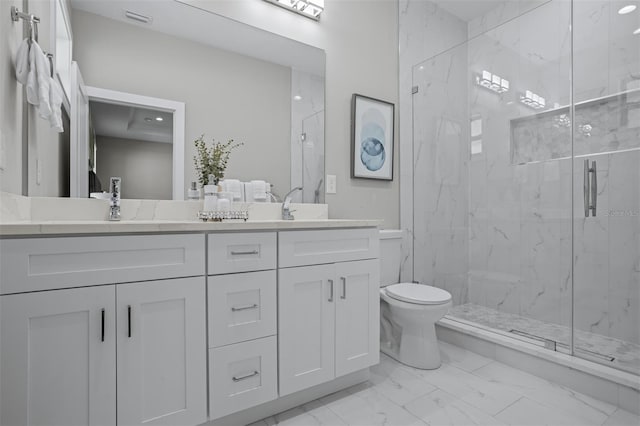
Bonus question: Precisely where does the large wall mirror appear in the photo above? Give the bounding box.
[65,0,325,202]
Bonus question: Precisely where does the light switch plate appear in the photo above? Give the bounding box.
[326,174,336,194]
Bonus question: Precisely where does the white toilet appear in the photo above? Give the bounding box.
[379,230,452,370]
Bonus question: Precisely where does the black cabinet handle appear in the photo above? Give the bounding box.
[127,305,132,338]
[101,309,105,342]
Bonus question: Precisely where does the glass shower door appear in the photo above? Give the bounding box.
[412,0,575,353]
[572,0,640,374]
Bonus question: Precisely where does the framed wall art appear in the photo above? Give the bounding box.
[351,94,395,180]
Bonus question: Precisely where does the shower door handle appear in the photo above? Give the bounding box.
[584,159,597,217]
[590,161,597,217]
[584,160,590,217]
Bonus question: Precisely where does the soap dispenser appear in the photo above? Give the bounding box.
[187,181,200,200]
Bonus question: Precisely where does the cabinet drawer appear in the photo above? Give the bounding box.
[0,234,205,295]
[208,232,276,274]
[209,336,277,419]
[208,270,276,348]
[278,228,379,268]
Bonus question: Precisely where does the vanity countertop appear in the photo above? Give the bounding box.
[0,219,382,236]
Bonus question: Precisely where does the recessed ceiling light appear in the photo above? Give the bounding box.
[144,117,153,122]
[155,117,163,122]
[618,4,636,14]
[293,95,302,101]
[634,27,640,35]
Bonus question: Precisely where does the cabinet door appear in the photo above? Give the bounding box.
[117,277,206,426]
[0,286,116,426]
[278,264,335,396]
[335,259,380,377]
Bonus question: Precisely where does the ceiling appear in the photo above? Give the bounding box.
[69,0,325,76]
[433,0,508,22]
[90,102,173,144]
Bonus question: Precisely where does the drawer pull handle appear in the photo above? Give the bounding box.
[127,305,132,338]
[101,308,105,342]
[230,250,259,256]
[328,279,334,302]
[341,277,347,299]
[232,370,260,382]
[231,303,259,312]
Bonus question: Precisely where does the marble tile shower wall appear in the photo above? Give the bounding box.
[401,0,639,345]
[399,0,552,284]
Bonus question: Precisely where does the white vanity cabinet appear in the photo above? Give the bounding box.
[207,232,279,420]
[0,285,117,426]
[116,277,207,426]
[277,229,380,396]
[0,235,207,426]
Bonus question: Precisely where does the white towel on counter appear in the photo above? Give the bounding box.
[251,180,267,201]
[222,179,244,201]
[15,39,30,85]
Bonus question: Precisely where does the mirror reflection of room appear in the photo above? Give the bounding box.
[89,102,174,200]
[68,0,325,202]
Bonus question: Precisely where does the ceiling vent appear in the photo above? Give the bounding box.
[124,10,152,24]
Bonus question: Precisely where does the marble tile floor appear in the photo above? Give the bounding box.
[448,304,640,376]
[249,343,639,426]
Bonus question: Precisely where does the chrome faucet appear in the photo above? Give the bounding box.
[109,177,121,221]
[282,187,302,220]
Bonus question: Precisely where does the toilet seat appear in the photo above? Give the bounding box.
[385,283,451,305]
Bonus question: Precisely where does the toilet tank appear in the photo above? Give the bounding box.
[379,229,404,287]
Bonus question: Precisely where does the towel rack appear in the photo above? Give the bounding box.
[11,5,53,76]
[10,5,40,43]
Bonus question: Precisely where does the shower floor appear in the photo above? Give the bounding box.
[447,303,640,376]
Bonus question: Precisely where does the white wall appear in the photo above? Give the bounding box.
[185,0,400,227]
[96,136,172,200]
[71,10,292,198]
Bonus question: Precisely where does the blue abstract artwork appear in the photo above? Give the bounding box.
[352,94,394,180]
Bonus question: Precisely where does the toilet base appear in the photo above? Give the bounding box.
[380,322,442,370]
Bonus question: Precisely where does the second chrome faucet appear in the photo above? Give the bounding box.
[282,187,302,220]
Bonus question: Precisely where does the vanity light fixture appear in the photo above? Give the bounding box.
[618,4,637,14]
[124,10,152,24]
[519,90,546,110]
[263,0,325,21]
[475,70,509,94]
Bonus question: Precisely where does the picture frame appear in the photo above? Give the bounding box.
[351,94,395,180]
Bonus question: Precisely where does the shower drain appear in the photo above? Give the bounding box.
[509,329,615,362]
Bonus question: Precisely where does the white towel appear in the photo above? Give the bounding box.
[15,39,30,85]
[251,180,267,201]
[48,77,63,133]
[26,42,39,105]
[223,179,243,201]
[33,42,51,119]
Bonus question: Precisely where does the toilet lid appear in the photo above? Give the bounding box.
[385,283,452,305]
